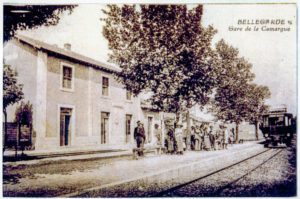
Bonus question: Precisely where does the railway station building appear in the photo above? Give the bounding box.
[4,35,168,151]
[3,35,259,152]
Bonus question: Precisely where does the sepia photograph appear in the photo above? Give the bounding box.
[2,0,297,197]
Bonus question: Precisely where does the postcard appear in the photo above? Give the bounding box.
[2,1,297,197]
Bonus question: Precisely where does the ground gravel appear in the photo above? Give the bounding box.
[162,138,296,197]
[4,140,295,197]
[220,144,296,196]
[81,142,296,197]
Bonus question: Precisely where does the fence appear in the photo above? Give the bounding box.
[3,122,32,149]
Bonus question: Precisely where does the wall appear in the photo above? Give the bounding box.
[46,55,90,143]
[4,39,144,151]
[141,109,162,146]
[3,40,38,123]
[91,68,141,149]
[3,40,39,150]
[44,54,142,149]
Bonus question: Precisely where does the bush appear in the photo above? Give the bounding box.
[14,101,33,127]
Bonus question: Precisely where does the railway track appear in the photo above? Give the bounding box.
[60,146,285,197]
[154,148,284,197]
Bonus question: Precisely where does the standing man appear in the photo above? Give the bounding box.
[134,121,146,156]
[209,125,216,151]
[219,124,226,150]
[231,128,235,144]
[191,126,196,150]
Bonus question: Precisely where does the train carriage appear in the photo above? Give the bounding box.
[260,108,296,147]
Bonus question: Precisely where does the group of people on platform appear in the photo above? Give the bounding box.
[134,120,236,157]
[164,123,236,155]
[190,124,236,151]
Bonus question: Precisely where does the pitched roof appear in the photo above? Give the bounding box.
[15,34,121,73]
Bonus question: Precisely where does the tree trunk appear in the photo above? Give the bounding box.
[186,110,191,151]
[255,120,259,140]
[15,123,20,159]
[30,124,32,148]
[3,109,7,152]
[235,123,239,143]
[175,111,180,125]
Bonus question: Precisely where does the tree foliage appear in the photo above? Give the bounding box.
[14,101,33,127]
[245,84,271,139]
[245,84,271,124]
[3,62,24,111]
[101,4,218,113]
[210,39,271,140]
[212,39,256,124]
[3,61,24,151]
[4,5,76,42]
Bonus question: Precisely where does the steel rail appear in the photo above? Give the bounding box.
[213,148,283,195]
[153,148,275,197]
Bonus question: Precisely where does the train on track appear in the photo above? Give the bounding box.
[260,107,296,147]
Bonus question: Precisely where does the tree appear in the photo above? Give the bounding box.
[14,101,33,154]
[101,4,218,114]
[3,62,24,151]
[210,39,256,143]
[4,5,76,42]
[15,101,33,126]
[245,84,271,140]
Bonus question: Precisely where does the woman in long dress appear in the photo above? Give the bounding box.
[194,126,201,150]
[199,124,205,150]
[175,123,184,155]
[224,127,229,149]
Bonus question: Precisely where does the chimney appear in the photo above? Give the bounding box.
[64,43,71,50]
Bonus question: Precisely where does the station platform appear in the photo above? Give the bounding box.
[59,141,265,197]
[3,144,160,165]
[3,140,265,197]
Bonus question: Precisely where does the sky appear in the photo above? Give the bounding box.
[19,3,297,116]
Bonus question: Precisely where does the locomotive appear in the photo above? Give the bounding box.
[260,107,296,147]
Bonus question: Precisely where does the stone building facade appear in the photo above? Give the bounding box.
[4,35,147,150]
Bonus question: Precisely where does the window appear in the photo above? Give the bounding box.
[60,63,74,91]
[126,90,131,101]
[102,77,109,96]
[101,112,110,144]
[269,116,284,126]
[63,66,72,89]
[263,117,268,127]
[125,115,132,143]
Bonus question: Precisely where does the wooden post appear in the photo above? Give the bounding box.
[3,110,7,152]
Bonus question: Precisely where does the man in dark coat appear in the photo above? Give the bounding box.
[208,125,216,151]
[134,121,146,156]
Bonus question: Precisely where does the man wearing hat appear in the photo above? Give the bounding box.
[134,121,146,156]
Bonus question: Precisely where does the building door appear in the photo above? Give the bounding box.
[147,116,153,143]
[101,112,110,144]
[60,108,72,146]
[125,115,132,143]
